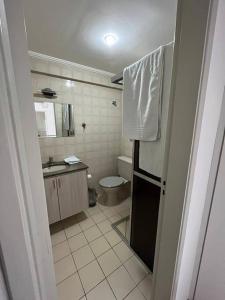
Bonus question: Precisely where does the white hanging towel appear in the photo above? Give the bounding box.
[123,46,164,141]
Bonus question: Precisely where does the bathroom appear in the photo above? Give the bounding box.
[0,0,182,298]
[2,0,225,299]
[20,0,179,299]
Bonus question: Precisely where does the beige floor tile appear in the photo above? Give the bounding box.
[104,230,121,247]
[97,203,108,212]
[68,232,87,252]
[86,279,116,300]
[97,220,112,234]
[51,230,66,246]
[109,215,122,224]
[124,287,146,300]
[119,209,130,218]
[114,200,131,214]
[138,274,153,300]
[52,240,70,263]
[87,206,101,216]
[98,249,121,276]
[57,273,84,300]
[108,266,135,300]
[90,236,111,257]
[79,260,105,293]
[113,241,133,263]
[84,225,102,242]
[79,218,95,231]
[103,208,117,218]
[124,256,148,284]
[65,223,82,238]
[92,212,106,224]
[117,222,126,235]
[72,245,95,270]
[54,255,76,284]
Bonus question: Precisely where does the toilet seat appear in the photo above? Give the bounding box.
[99,176,125,188]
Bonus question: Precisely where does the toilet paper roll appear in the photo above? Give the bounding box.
[87,174,92,179]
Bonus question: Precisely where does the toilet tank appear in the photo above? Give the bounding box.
[117,156,132,181]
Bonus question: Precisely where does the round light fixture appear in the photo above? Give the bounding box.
[103,33,118,47]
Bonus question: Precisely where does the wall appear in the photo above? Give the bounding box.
[30,54,123,186]
[121,137,133,157]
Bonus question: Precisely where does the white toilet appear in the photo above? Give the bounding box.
[98,156,132,207]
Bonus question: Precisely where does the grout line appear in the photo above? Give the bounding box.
[136,279,149,300]
[86,233,118,300]
[51,237,67,248]
[70,242,86,298]
[53,252,71,264]
[56,269,77,286]
[54,252,73,265]
[78,226,106,297]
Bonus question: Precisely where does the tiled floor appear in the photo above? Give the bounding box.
[51,200,152,300]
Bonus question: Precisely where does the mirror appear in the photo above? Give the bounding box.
[34,102,75,137]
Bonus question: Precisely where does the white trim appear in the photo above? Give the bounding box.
[1,0,57,299]
[193,87,225,298]
[171,0,225,298]
[152,0,212,299]
[29,50,115,77]
[0,0,41,298]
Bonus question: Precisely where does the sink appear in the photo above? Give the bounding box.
[43,165,67,173]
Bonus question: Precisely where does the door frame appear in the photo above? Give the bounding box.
[170,0,225,298]
[0,0,57,299]
[193,88,225,298]
[152,0,213,299]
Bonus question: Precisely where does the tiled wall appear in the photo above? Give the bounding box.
[121,137,133,158]
[30,55,132,186]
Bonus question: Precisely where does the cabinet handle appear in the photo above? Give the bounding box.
[53,179,56,189]
[58,178,61,188]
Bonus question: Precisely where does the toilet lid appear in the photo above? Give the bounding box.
[99,176,125,188]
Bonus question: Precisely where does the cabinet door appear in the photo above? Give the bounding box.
[44,177,60,224]
[58,170,89,219]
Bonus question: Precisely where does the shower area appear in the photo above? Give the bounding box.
[111,42,174,272]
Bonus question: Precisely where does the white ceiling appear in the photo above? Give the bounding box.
[23,0,177,74]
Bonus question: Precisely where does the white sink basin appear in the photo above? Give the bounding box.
[43,165,66,173]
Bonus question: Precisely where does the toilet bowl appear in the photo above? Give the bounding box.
[98,156,132,207]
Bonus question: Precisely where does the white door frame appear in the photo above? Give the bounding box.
[152,0,213,299]
[0,0,57,299]
[193,88,225,299]
[171,0,225,299]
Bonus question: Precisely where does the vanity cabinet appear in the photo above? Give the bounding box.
[57,171,88,219]
[44,170,89,224]
[44,177,61,224]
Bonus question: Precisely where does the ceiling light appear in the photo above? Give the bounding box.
[103,33,118,47]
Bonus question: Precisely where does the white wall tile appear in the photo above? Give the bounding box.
[31,57,132,185]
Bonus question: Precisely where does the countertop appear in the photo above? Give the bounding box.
[42,161,88,178]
